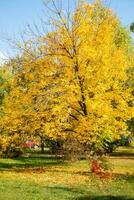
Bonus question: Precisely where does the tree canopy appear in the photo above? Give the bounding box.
[0,0,134,155]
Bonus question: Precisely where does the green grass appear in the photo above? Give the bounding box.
[0,156,64,170]
[0,147,134,200]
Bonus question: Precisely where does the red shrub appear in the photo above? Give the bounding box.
[91,160,101,173]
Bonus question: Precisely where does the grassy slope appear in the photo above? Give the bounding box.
[0,147,134,200]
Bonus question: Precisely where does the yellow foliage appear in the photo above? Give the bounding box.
[0,1,133,152]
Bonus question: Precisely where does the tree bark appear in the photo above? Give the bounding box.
[40,137,45,154]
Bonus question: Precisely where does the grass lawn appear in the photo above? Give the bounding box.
[0,147,134,200]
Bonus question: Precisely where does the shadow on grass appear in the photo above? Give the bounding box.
[0,156,65,171]
[110,148,134,159]
[42,186,134,200]
[76,195,134,200]
[110,152,134,158]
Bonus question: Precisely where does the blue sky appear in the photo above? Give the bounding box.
[0,0,133,58]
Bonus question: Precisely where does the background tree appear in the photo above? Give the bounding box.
[130,22,134,33]
[0,64,14,156]
[0,49,63,153]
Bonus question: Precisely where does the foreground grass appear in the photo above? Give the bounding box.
[0,147,134,200]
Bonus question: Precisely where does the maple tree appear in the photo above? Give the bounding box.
[0,0,133,155]
[0,65,14,156]
[38,0,133,152]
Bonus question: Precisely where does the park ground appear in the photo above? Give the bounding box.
[0,147,134,200]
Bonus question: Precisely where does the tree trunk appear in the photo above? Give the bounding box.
[40,137,45,154]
